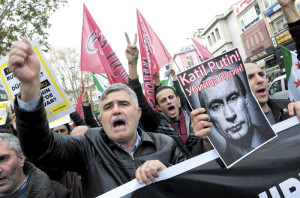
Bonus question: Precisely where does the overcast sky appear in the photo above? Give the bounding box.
[48,0,239,69]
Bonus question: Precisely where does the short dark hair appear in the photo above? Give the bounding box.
[198,69,246,108]
[155,86,176,105]
[64,123,70,133]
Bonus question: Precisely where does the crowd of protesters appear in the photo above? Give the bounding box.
[1,0,300,197]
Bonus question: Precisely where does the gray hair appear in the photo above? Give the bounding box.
[99,83,139,113]
[0,133,22,157]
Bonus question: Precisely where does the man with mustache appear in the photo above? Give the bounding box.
[198,69,275,165]
[9,37,185,198]
[125,33,211,158]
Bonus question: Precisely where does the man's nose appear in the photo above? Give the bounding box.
[224,103,237,122]
[256,74,265,84]
[112,105,121,115]
[166,98,172,104]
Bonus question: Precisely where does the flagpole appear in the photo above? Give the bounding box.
[171,59,181,72]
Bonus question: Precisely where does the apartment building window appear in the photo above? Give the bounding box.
[215,28,220,40]
[263,0,278,9]
[207,36,212,46]
[211,32,216,43]
[270,15,287,35]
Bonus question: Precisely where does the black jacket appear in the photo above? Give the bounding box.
[267,98,290,123]
[15,97,185,198]
[129,77,205,158]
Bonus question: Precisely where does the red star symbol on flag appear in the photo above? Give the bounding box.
[296,61,300,70]
[294,79,300,88]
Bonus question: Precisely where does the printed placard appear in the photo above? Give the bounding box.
[176,48,277,168]
[0,40,75,122]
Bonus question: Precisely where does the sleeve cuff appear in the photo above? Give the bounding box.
[17,93,42,112]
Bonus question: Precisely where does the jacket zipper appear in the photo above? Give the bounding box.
[131,141,143,161]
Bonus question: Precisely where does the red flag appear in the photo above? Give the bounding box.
[191,38,214,61]
[137,9,172,109]
[81,4,128,84]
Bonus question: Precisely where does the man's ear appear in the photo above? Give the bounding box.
[19,153,26,168]
[156,104,161,111]
[138,107,142,119]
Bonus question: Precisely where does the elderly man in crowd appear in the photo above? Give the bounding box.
[0,132,70,197]
[9,37,185,197]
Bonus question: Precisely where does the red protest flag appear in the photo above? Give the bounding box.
[136,9,172,75]
[191,38,214,61]
[137,9,172,109]
[81,4,128,84]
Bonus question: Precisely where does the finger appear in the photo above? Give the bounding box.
[194,124,212,138]
[139,164,150,185]
[125,32,131,45]
[21,37,33,54]
[191,108,206,120]
[192,113,210,123]
[288,103,295,116]
[133,33,137,45]
[135,167,143,184]
[294,101,300,120]
[145,164,156,184]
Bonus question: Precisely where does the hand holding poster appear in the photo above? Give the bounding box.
[0,40,75,122]
[176,49,277,167]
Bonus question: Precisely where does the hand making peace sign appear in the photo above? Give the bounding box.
[125,32,139,65]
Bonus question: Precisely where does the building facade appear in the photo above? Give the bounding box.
[198,5,247,61]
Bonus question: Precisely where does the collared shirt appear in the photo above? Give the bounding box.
[114,132,141,156]
[17,94,40,111]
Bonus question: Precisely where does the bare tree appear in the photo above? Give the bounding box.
[48,47,81,103]
[48,47,97,106]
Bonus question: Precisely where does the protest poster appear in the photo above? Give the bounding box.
[0,101,9,125]
[176,48,277,168]
[0,40,75,123]
[49,115,71,129]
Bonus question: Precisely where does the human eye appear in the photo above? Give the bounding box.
[169,95,175,99]
[258,72,265,77]
[160,98,166,103]
[120,101,129,106]
[103,104,111,110]
[229,94,238,103]
[0,155,8,162]
[210,103,222,112]
[248,74,254,80]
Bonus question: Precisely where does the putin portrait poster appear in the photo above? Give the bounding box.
[176,49,277,168]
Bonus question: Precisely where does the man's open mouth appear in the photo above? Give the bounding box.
[168,106,176,114]
[0,177,6,185]
[112,119,126,128]
[256,87,266,94]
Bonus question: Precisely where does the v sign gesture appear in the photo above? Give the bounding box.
[125,33,139,79]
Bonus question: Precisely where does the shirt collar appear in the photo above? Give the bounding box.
[113,131,141,155]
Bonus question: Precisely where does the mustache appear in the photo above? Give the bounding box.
[110,114,127,125]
